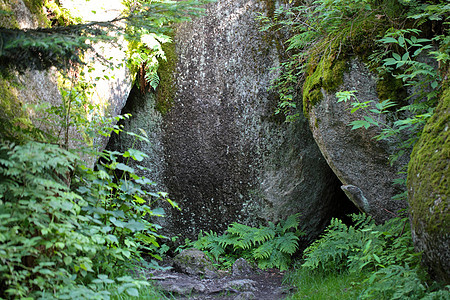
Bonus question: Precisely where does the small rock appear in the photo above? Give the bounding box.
[234,291,256,300]
[232,258,254,277]
[224,279,257,292]
[173,248,218,278]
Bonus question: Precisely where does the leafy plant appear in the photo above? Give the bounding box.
[0,0,213,71]
[287,213,449,299]
[188,214,304,271]
[302,214,419,273]
[360,265,449,299]
[0,131,173,298]
[257,0,399,121]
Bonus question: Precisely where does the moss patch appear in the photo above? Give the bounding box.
[0,1,19,29]
[0,72,27,139]
[407,83,449,235]
[22,0,49,27]
[156,36,177,115]
[302,49,348,117]
[376,73,408,104]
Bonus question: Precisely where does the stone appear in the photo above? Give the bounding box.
[232,258,254,277]
[307,58,408,223]
[173,248,218,279]
[223,279,258,292]
[234,291,256,300]
[407,88,449,283]
[109,0,356,247]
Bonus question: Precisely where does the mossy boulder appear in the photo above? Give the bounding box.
[306,58,408,223]
[407,87,449,283]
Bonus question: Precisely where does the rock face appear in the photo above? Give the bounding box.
[407,89,449,283]
[307,59,407,223]
[112,0,355,243]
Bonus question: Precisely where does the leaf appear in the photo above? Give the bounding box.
[64,256,73,265]
[373,253,381,263]
[350,120,370,130]
[381,37,398,44]
[115,163,135,173]
[126,288,139,297]
[123,149,148,162]
[392,53,401,61]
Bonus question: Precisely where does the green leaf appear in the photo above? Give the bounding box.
[381,37,398,44]
[392,53,401,61]
[123,149,148,162]
[115,163,135,173]
[126,288,139,297]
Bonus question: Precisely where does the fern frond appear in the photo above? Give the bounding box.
[252,241,274,260]
[253,227,276,244]
[208,242,225,261]
[145,71,160,90]
[275,233,299,255]
[227,223,253,237]
[279,213,300,233]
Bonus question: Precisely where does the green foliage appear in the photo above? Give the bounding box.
[335,90,433,166]
[257,0,398,120]
[284,267,370,300]
[335,14,448,167]
[127,33,172,91]
[259,0,448,122]
[302,214,419,273]
[0,131,172,298]
[361,265,449,299]
[187,214,304,271]
[0,0,213,71]
[288,213,450,299]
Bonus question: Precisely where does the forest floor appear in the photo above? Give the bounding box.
[140,257,293,299]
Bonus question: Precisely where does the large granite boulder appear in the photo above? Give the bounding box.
[109,0,355,245]
[306,59,408,223]
[407,88,449,283]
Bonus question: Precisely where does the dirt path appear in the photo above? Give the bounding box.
[143,264,292,299]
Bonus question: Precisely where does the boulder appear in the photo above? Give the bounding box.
[306,58,408,223]
[232,258,255,277]
[173,248,218,279]
[407,88,449,283]
[109,0,355,246]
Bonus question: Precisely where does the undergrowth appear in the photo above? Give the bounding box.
[179,214,304,271]
[285,214,450,299]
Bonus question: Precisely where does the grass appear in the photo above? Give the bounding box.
[110,285,172,300]
[284,267,370,299]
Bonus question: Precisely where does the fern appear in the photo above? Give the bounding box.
[302,214,419,274]
[188,214,303,271]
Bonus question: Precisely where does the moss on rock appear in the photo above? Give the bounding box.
[0,2,19,29]
[302,50,348,117]
[0,72,28,139]
[156,36,177,115]
[376,73,408,104]
[23,0,49,26]
[407,82,450,283]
